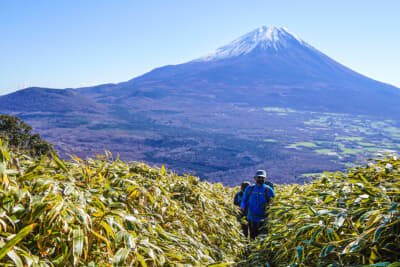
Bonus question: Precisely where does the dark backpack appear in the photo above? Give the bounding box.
[264,180,274,190]
[234,191,243,206]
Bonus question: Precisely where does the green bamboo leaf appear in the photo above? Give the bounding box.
[207,262,236,267]
[343,227,376,254]
[296,246,304,262]
[24,154,47,173]
[388,263,400,267]
[16,171,39,182]
[113,248,129,266]
[359,210,380,223]
[0,241,23,267]
[0,223,37,260]
[161,165,167,176]
[373,225,386,243]
[295,224,318,237]
[320,245,336,258]
[0,138,11,162]
[90,229,113,256]
[101,221,116,240]
[334,214,346,229]
[362,263,391,267]
[316,209,330,215]
[51,153,68,173]
[389,203,399,212]
[73,227,84,266]
[135,251,147,267]
[326,227,334,241]
[30,203,48,223]
[309,226,323,243]
[6,248,23,267]
[53,252,67,265]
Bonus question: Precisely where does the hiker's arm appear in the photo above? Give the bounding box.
[266,187,274,206]
[269,186,275,198]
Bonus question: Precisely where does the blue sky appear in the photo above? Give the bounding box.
[1,0,399,95]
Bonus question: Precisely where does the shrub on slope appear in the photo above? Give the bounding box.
[247,156,400,266]
[0,138,244,266]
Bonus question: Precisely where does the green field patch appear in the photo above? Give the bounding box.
[358,142,375,147]
[385,127,400,134]
[263,107,296,113]
[336,137,363,141]
[371,121,388,129]
[382,142,397,149]
[314,149,335,154]
[364,147,380,152]
[300,172,322,177]
[315,141,333,145]
[343,162,355,168]
[341,148,364,154]
[288,142,318,148]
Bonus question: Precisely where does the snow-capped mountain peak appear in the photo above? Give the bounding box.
[196,26,306,62]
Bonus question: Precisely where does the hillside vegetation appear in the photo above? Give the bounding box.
[0,138,244,266]
[247,156,400,266]
[0,114,56,157]
[0,136,399,266]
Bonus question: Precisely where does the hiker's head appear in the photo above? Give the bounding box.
[254,170,267,185]
[241,181,250,192]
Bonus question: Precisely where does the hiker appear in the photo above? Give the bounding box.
[234,181,250,237]
[240,170,274,239]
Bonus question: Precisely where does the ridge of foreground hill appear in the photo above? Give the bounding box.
[0,87,103,113]
[0,138,399,266]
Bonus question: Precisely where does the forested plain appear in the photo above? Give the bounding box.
[13,102,400,186]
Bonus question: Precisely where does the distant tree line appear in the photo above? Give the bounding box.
[0,114,57,156]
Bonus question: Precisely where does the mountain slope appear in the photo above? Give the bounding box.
[0,87,101,113]
[80,26,400,117]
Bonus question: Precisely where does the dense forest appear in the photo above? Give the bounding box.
[0,114,56,157]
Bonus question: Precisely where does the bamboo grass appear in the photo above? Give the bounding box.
[0,138,244,266]
[2,136,399,266]
[246,155,400,266]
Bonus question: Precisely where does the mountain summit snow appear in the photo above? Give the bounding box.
[197,26,308,61]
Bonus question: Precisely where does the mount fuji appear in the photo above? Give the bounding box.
[1,26,400,185]
[3,26,400,117]
[77,26,400,117]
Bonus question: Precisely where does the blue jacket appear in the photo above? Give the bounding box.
[240,184,274,222]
